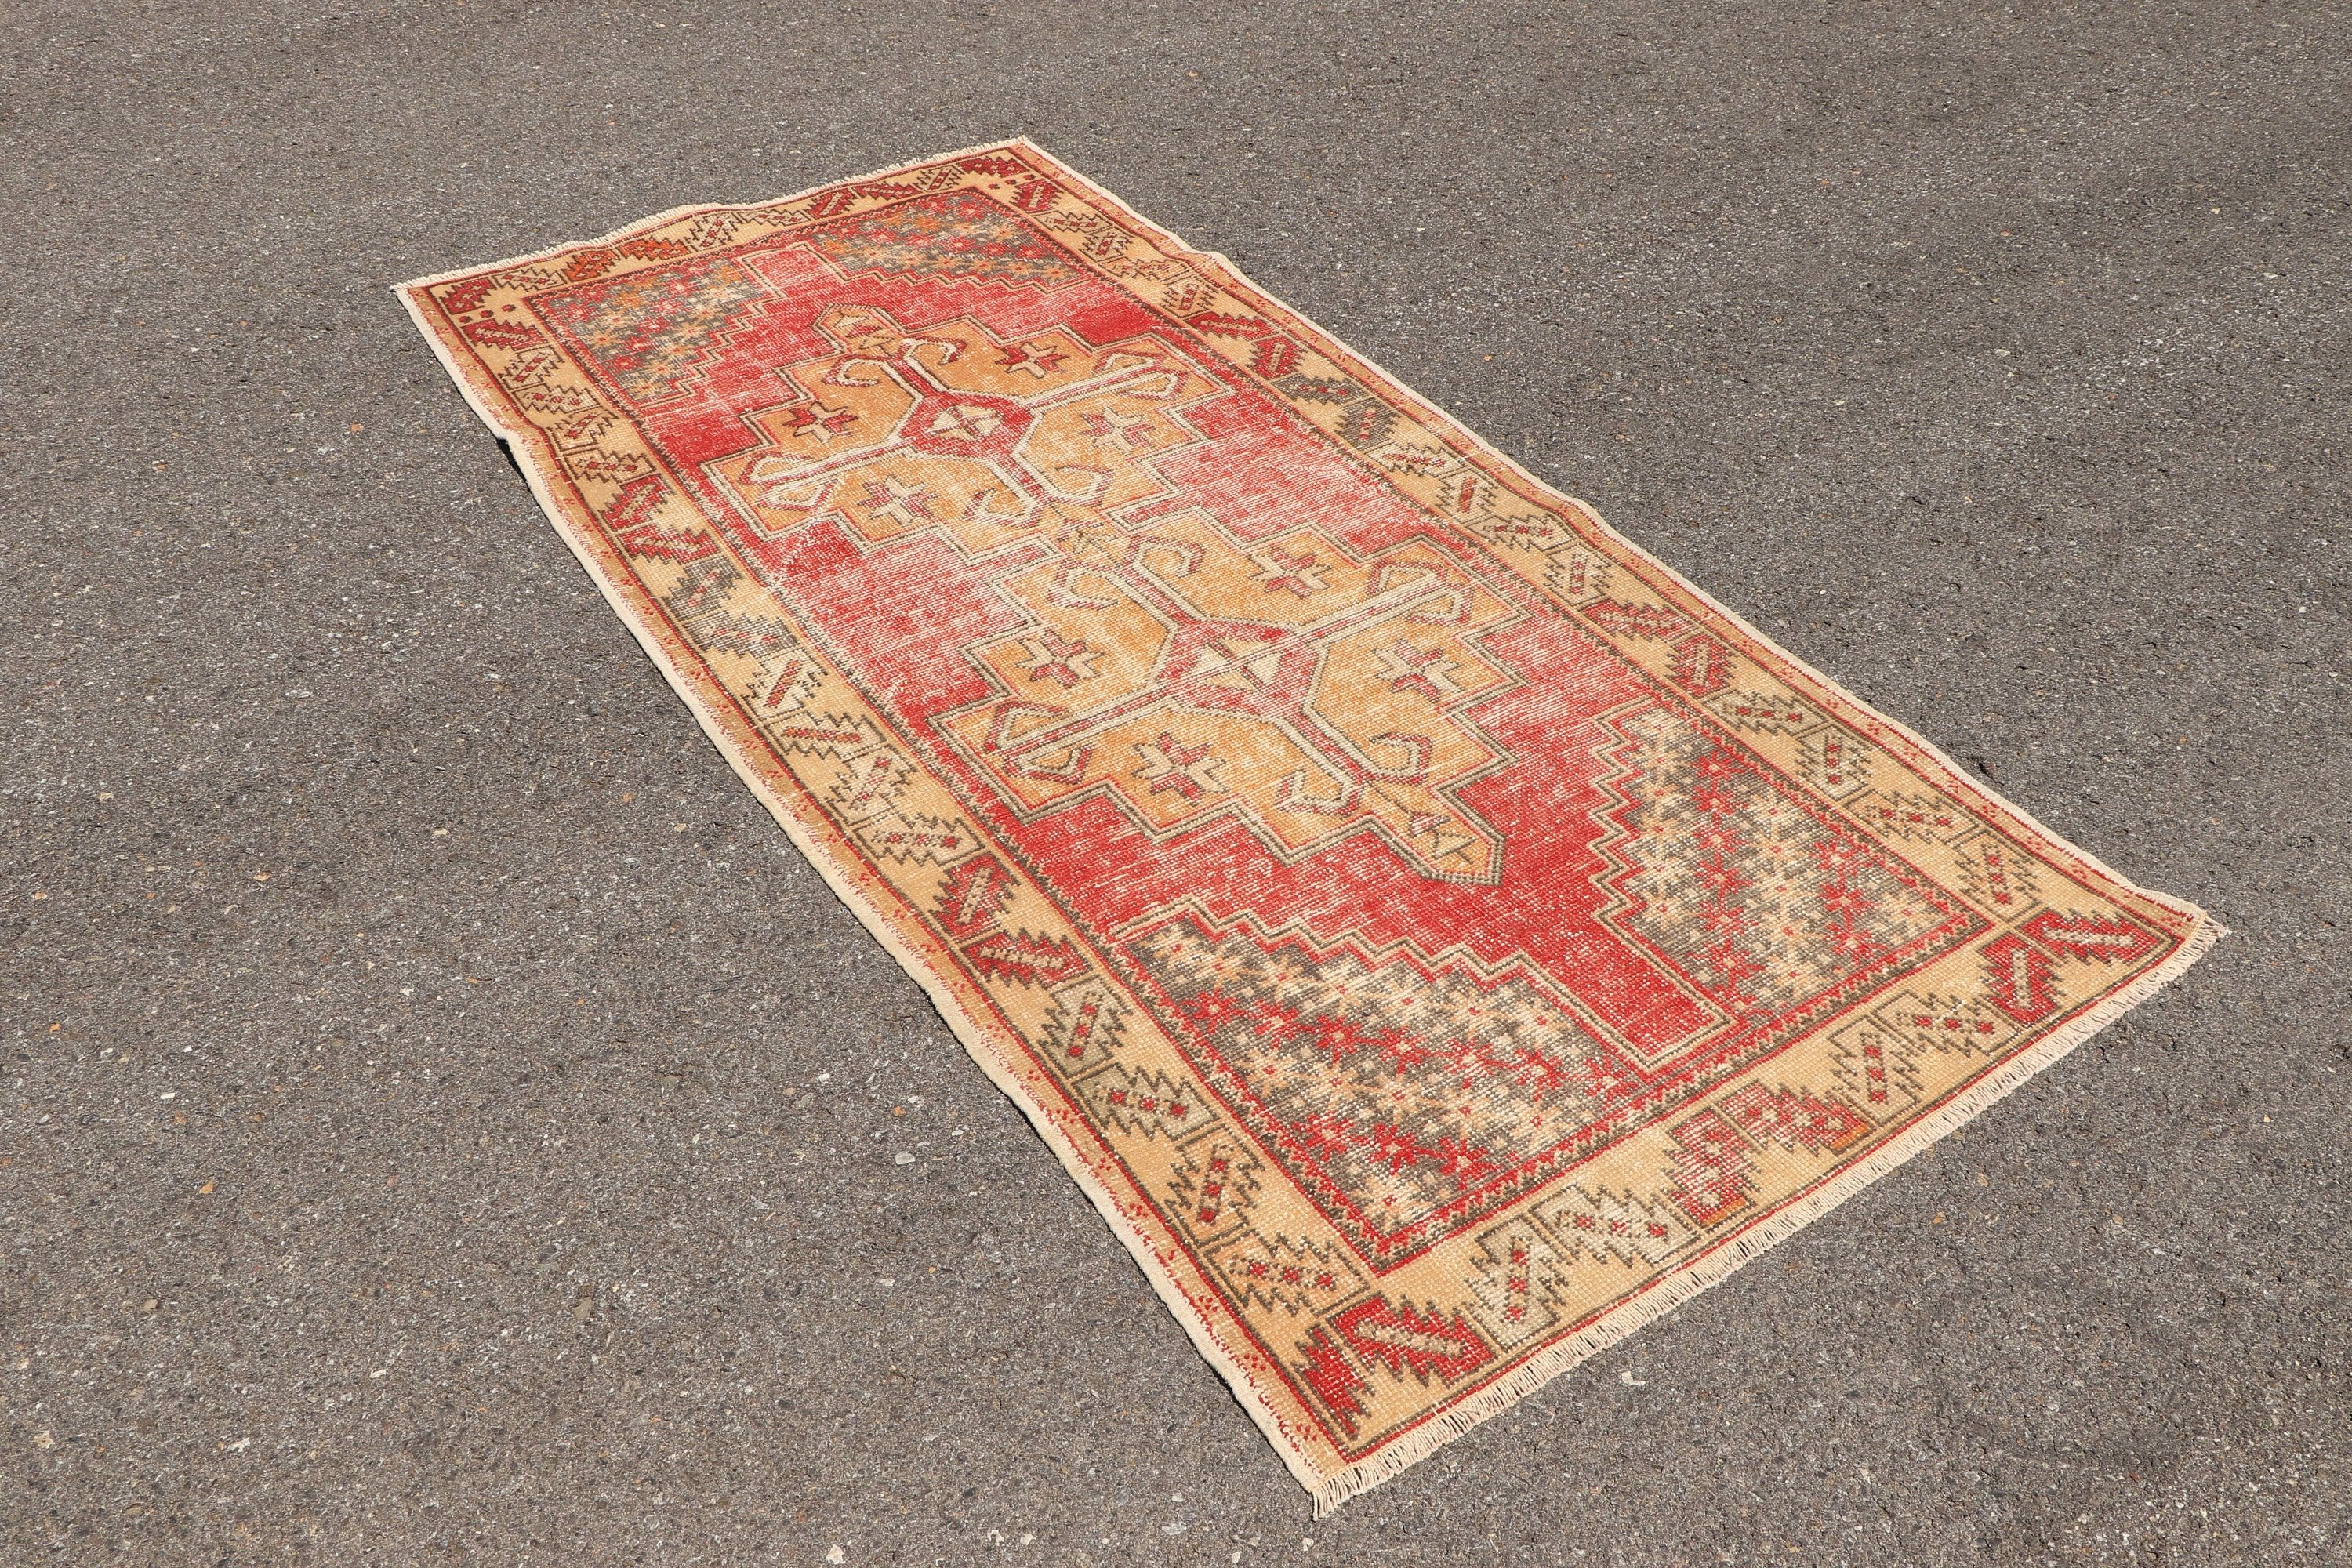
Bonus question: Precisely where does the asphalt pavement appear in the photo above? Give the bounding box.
[5,2,2347,1563]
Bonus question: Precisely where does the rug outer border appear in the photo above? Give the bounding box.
[394,138,2224,1515]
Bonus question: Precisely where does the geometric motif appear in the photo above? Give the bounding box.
[711,297,1525,883]
[1717,1083,1872,1157]
[1532,1185,1697,1271]
[1465,1218,1573,1347]
[934,852,1017,938]
[1076,1062,1204,1142]
[1664,1108,1755,1225]
[798,189,1082,291]
[535,254,773,404]
[2021,907,2164,966]
[1591,706,1959,1017]
[1950,830,2040,915]
[1035,974,1134,1075]
[961,927,1089,987]
[1205,1228,1362,1319]
[851,804,971,866]
[1330,1296,1494,1385]
[1853,787,1971,844]
[1168,1129,1269,1239]
[1983,931,2060,1022]
[405,140,2220,1511]
[1297,1325,1375,1440]
[1795,724,1872,799]
[1825,989,2021,1119]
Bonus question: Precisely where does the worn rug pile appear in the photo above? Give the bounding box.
[402,141,2217,1511]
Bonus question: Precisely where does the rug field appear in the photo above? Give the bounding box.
[401,141,2218,1509]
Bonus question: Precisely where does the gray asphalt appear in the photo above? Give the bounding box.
[5,2,2347,1564]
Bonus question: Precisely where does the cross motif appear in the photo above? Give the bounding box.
[1375,639,1465,701]
[1017,630,1102,689]
[858,474,935,529]
[1132,731,1226,802]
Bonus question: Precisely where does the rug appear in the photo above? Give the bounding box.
[400,140,2220,1512]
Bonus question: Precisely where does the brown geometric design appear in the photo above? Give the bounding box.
[1532,1184,1699,1271]
[1167,1129,1269,1240]
[1206,1228,1366,1319]
[1465,1217,1576,1348]
[1824,989,2023,1120]
[1035,973,1135,1076]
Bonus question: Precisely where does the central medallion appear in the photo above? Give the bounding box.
[712,303,1526,882]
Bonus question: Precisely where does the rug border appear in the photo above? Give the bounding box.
[394,137,2225,1515]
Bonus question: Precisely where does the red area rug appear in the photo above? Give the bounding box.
[402,141,2219,1509]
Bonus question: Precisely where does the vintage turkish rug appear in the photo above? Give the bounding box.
[401,141,2219,1511]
